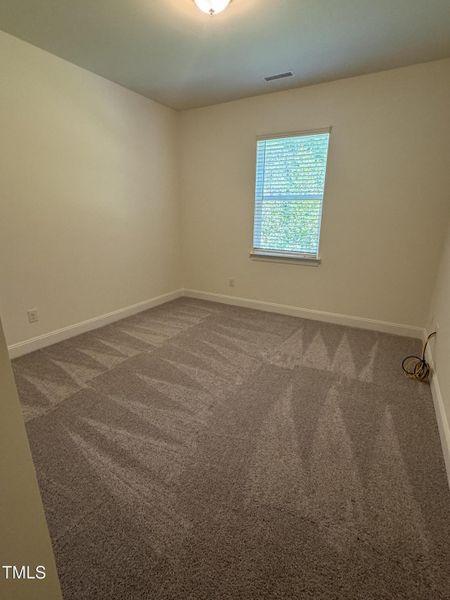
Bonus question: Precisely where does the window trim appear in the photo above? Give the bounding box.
[256,126,331,141]
[251,126,332,262]
[249,250,321,266]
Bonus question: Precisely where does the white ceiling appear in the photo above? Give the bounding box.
[1,0,450,110]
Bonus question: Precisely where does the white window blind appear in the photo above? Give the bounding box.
[252,129,330,260]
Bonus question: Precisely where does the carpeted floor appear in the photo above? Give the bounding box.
[12,298,450,599]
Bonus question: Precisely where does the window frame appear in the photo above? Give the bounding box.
[250,127,331,265]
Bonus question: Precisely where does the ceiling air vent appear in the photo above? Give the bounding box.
[264,71,294,82]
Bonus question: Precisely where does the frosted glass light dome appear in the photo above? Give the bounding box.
[194,0,231,16]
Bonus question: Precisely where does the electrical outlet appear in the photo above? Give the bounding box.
[228,278,235,288]
[27,308,39,324]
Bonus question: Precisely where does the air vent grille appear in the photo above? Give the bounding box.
[264,71,294,82]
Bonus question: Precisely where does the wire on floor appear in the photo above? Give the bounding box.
[401,331,436,383]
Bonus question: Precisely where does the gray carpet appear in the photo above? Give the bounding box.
[12,298,450,599]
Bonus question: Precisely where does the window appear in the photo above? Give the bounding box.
[252,128,330,263]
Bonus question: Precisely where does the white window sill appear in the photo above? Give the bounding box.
[249,251,321,266]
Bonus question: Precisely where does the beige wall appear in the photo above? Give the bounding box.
[0,31,181,347]
[428,216,450,443]
[179,59,450,328]
[1,30,449,342]
[2,28,450,599]
[0,317,62,599]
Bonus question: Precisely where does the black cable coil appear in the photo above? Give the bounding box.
[401,331,436,383]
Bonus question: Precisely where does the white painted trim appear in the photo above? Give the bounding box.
[425,344,450,489]
[8,289,183,358]
[256,126,332,141]
[430,373,450,490]
[182,289,424,338]
[8,284,424,353]
[9,283,448,487]
[186,288,450,483]
[249,251,321,266]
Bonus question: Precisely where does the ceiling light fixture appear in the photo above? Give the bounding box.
[194,0,231,16]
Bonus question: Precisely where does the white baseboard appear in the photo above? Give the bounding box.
[8,289,183,358]
[425,344,450,489]
[8,286,424,356]
[9,284,448,487]
[188,288,450,485]
[183,289,424,339]
[430,373,450,490]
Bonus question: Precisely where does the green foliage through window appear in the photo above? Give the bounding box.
[253,132,330,256]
